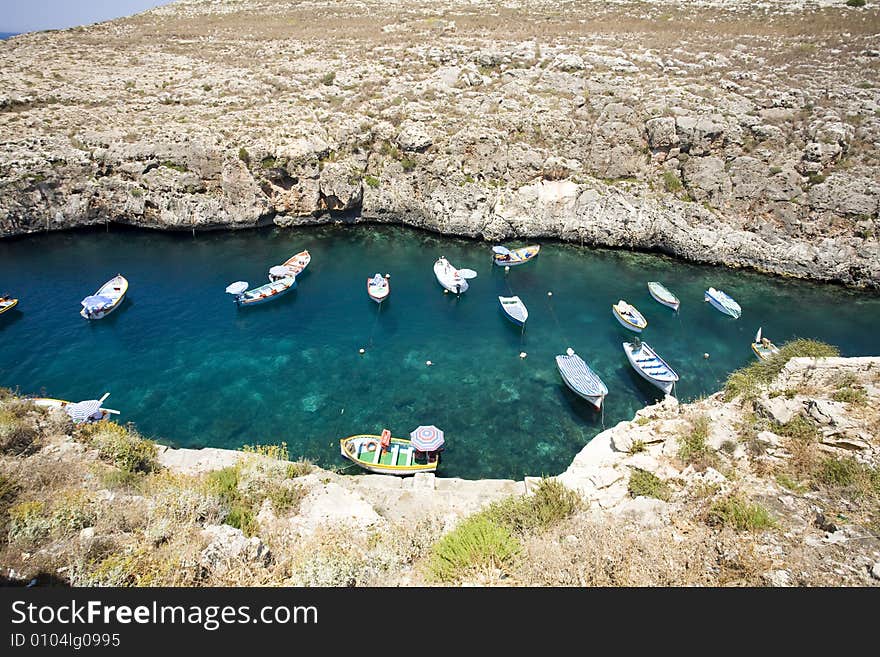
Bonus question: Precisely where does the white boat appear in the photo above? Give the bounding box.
[433,257,476,294]
[555,348,608,409]
[80,275,128,320]
[0,296,19,316]
[705,287,741,319]
[623,340,679,395]
[612,300,647,332]
[367,273,390,303]
[268,250,310,281]
[492,245,540,267]
[498,295,528,326]
[31,393,120,424]
[647,281,680,311]
[225,277,296,306]
[751,327,780,362]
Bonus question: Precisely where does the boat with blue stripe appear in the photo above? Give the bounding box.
[623,340,679,395]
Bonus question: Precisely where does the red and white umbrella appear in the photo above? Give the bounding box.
[410,425,445,451]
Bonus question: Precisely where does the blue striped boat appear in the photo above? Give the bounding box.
[555,348,608,409]
[623,341,679,395]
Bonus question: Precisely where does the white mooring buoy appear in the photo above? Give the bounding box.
[505,266,510,272]
[426,360,433,366]
[547,291,553,297]
[703,353,710,359]
[359,348,366,355]
[519,352,527,359]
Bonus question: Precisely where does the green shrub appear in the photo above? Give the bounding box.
[79,422,158,474]
[723,339,838,401]
[267,483,305,514]
[775,473,808,494]
[629,439,646,454]
[483,479,581,536]
[662,170,682,192]
[707,495,774,531]
[224,504,257,537]
[775,415,818,442]
[286,460,314,478]
[678,415,715,467]
[815,457,879,497]
[241,442,289,461]
[831,375,867,404]
[320,71,336,86]
[159,160,188,173]
[628,468,671,501]
[205,466,240,502]
[363,175,380,188]
[0,406,38,455]
[238,147,250,164]
[846,0,866,7]
[8,500,50,543]
[427,515,520,582]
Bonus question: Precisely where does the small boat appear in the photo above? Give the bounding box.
[225,277,296,306]
[705,287,741,319]
[751,327,780,362]
[268,250,310,281]
[367,273,390,303]
[623,340,679,395]
[492,245,540,267]
[80,275,128,320]
[30,393,120,424]
[555,348,608,409]
[434,257,476,294]
[498,295,528,326]
[612,300,648,332]
[647,281,680,311]
[340,433,438,475]
[0,296,19,316]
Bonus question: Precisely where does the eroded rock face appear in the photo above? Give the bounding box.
[0,0,878,288]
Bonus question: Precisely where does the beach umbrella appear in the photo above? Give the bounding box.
[410,425,445,451]
[458,268,478,280]
[269,265,295,279]
[492,245,510,255]
[82,295,112,309]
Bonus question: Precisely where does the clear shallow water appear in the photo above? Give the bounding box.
[1,224,879,479]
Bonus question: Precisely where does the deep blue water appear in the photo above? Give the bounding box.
[0,33,20,40]
[1,224,878,479]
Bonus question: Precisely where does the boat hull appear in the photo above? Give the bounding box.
[237,277,296,306]
[647,283,680,311]
[612,303,647,332]
[434,259,468,294]
[623,342,678,396]
[498,296,527,326]
[705,290,741,318]
[0,299,18,315]
[493,245,540,266]
[558,373,605,409]
[555,352,608,410]
[367,277,390,303]
[81,275,128,320]
[269,250,310,281]
[340,435,438,475]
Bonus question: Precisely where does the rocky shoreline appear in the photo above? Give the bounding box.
[1,0,878,287]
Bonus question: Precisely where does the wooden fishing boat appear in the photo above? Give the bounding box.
[30,393,120,423]
[268,249,310,281]
[492,245,540,267]
[623,340,679,395]
[434,257,476,294]
[226,277,296,306]
[367,273,390,303]
[751,327,780,362]
[80,275,128,320]
[0,296,18,316]
[498,295,528,326]
[340,433,438,475]
[612,300,648,332]
[705,287,741,319]
[647,281,680,311]
[555,348,608,409]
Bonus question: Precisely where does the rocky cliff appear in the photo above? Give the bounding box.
[1,0,879,287]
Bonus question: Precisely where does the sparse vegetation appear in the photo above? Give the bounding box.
[77,421,158,474]
[724,340,839,401]
[364,175,380,188]
[707,495,774,531]
[662,170,682,192]
[426,515,520,583]
[678,415,716,469]
[628,468,671,501]
[320,71,336,86]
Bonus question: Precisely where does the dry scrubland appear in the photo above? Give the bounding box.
[1,345,879,586]
[0,0,878,285]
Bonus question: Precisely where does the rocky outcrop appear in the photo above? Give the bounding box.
[0,0,878,290]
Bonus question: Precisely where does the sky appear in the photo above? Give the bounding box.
[0,0,176,33]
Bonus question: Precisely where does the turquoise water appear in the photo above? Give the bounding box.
[1,224,878,479]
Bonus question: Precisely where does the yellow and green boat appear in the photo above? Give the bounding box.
[340,433,439,475]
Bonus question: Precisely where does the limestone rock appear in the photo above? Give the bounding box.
[396,121,433,152]
[199,524,271,572]
[755,395,802,425]
[682,156,731,206]
[645,117,678,149]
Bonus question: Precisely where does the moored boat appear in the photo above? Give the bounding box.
[367,273,390,303]
[30,393,120,424]
[612,300,648,332]
[226,277,296,306]
[647,281,680,311]
[492,244,540,267]
[555,348,608,409]
[705,287,741,319]
[268,250,310,281]
[0,296,18,316]
[751,327,780,362]
[623,340,679,395]
[433,257,476,294]
[498,295,528,326]
[340,433,438,475]
[80,275,128,320]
